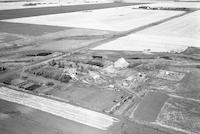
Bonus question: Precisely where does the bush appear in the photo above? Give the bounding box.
[87,61,104,67]
[48,59,56,66]
[46,82,54,87]
[59,75,71,83]
[0,66,6,72]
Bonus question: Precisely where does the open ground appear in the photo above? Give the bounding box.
[0,1,200,134]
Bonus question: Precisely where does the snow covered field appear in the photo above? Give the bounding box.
[139,1,200,9]
[138,10,200,40]
[92,34,200,52]
[93,11,200,52]
[0,0,111,10]
[2,7,184,31]
[0,2,56,10]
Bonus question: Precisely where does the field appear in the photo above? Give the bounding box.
[0,0,111,10]
[176,70,200,100]
[0,33,23,45]
[156,96,200,134]
[2,8,184,31]
[141,2,200,9]
[132,92,169,122]
[16,28,113,51]
[138,10,200,40]
[0,99,106,134]
[93,10,200,52]
[92,33,195,52]
[0,87,119,130]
